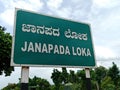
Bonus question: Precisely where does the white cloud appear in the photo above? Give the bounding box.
[46,0,92,21]
[56,7,72,18]
[47,0,63,9]
[29,67,54,84]
[0,67,21,89]
[95,46,116,59]
[46,0,73,19]
[89,1,120,58]
[0,9,14,26]
[15,0,43,11]
[0,0,44,26]
[93,0,120,8]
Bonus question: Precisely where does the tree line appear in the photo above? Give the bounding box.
[2,62,120,90]
[51,63,120,90]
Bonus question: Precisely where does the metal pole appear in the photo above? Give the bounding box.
[85,68,92,90]
[21,66,29,90]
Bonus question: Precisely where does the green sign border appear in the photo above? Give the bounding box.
[11,8,96,68]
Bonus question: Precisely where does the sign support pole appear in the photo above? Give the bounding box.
[85,68,92,90]
[21,66,29,90]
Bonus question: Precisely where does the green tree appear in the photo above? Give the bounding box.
[94,66,107,90]
[61,67,69,84]
[37,78,50,90]
[2,83,20,90]
[29,76,50,90]
[107,62,120,89]
[29,76,38,86]
[0,26,14,76]
[69,70,79,83]
[90,69,97,90]
[3,76,50,90]
[101,76,115,90]
[51,69,62,90]
[77,69,86,90]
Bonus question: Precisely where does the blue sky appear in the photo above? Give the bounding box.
[0,0,120,89]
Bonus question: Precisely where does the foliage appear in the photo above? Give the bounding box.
[2,83,20,90]
[69,70,79,83]
[2,76,50,90]
[29,76,51,90]
[51,69,62,90]
[2,62,120,90]
[107,62,120,89]
[101,76,115,90]
[94,66,107,90]
[51,63,120,90]
[61,67,69,84]
[0,26,14,76]
[77,69,86,90]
